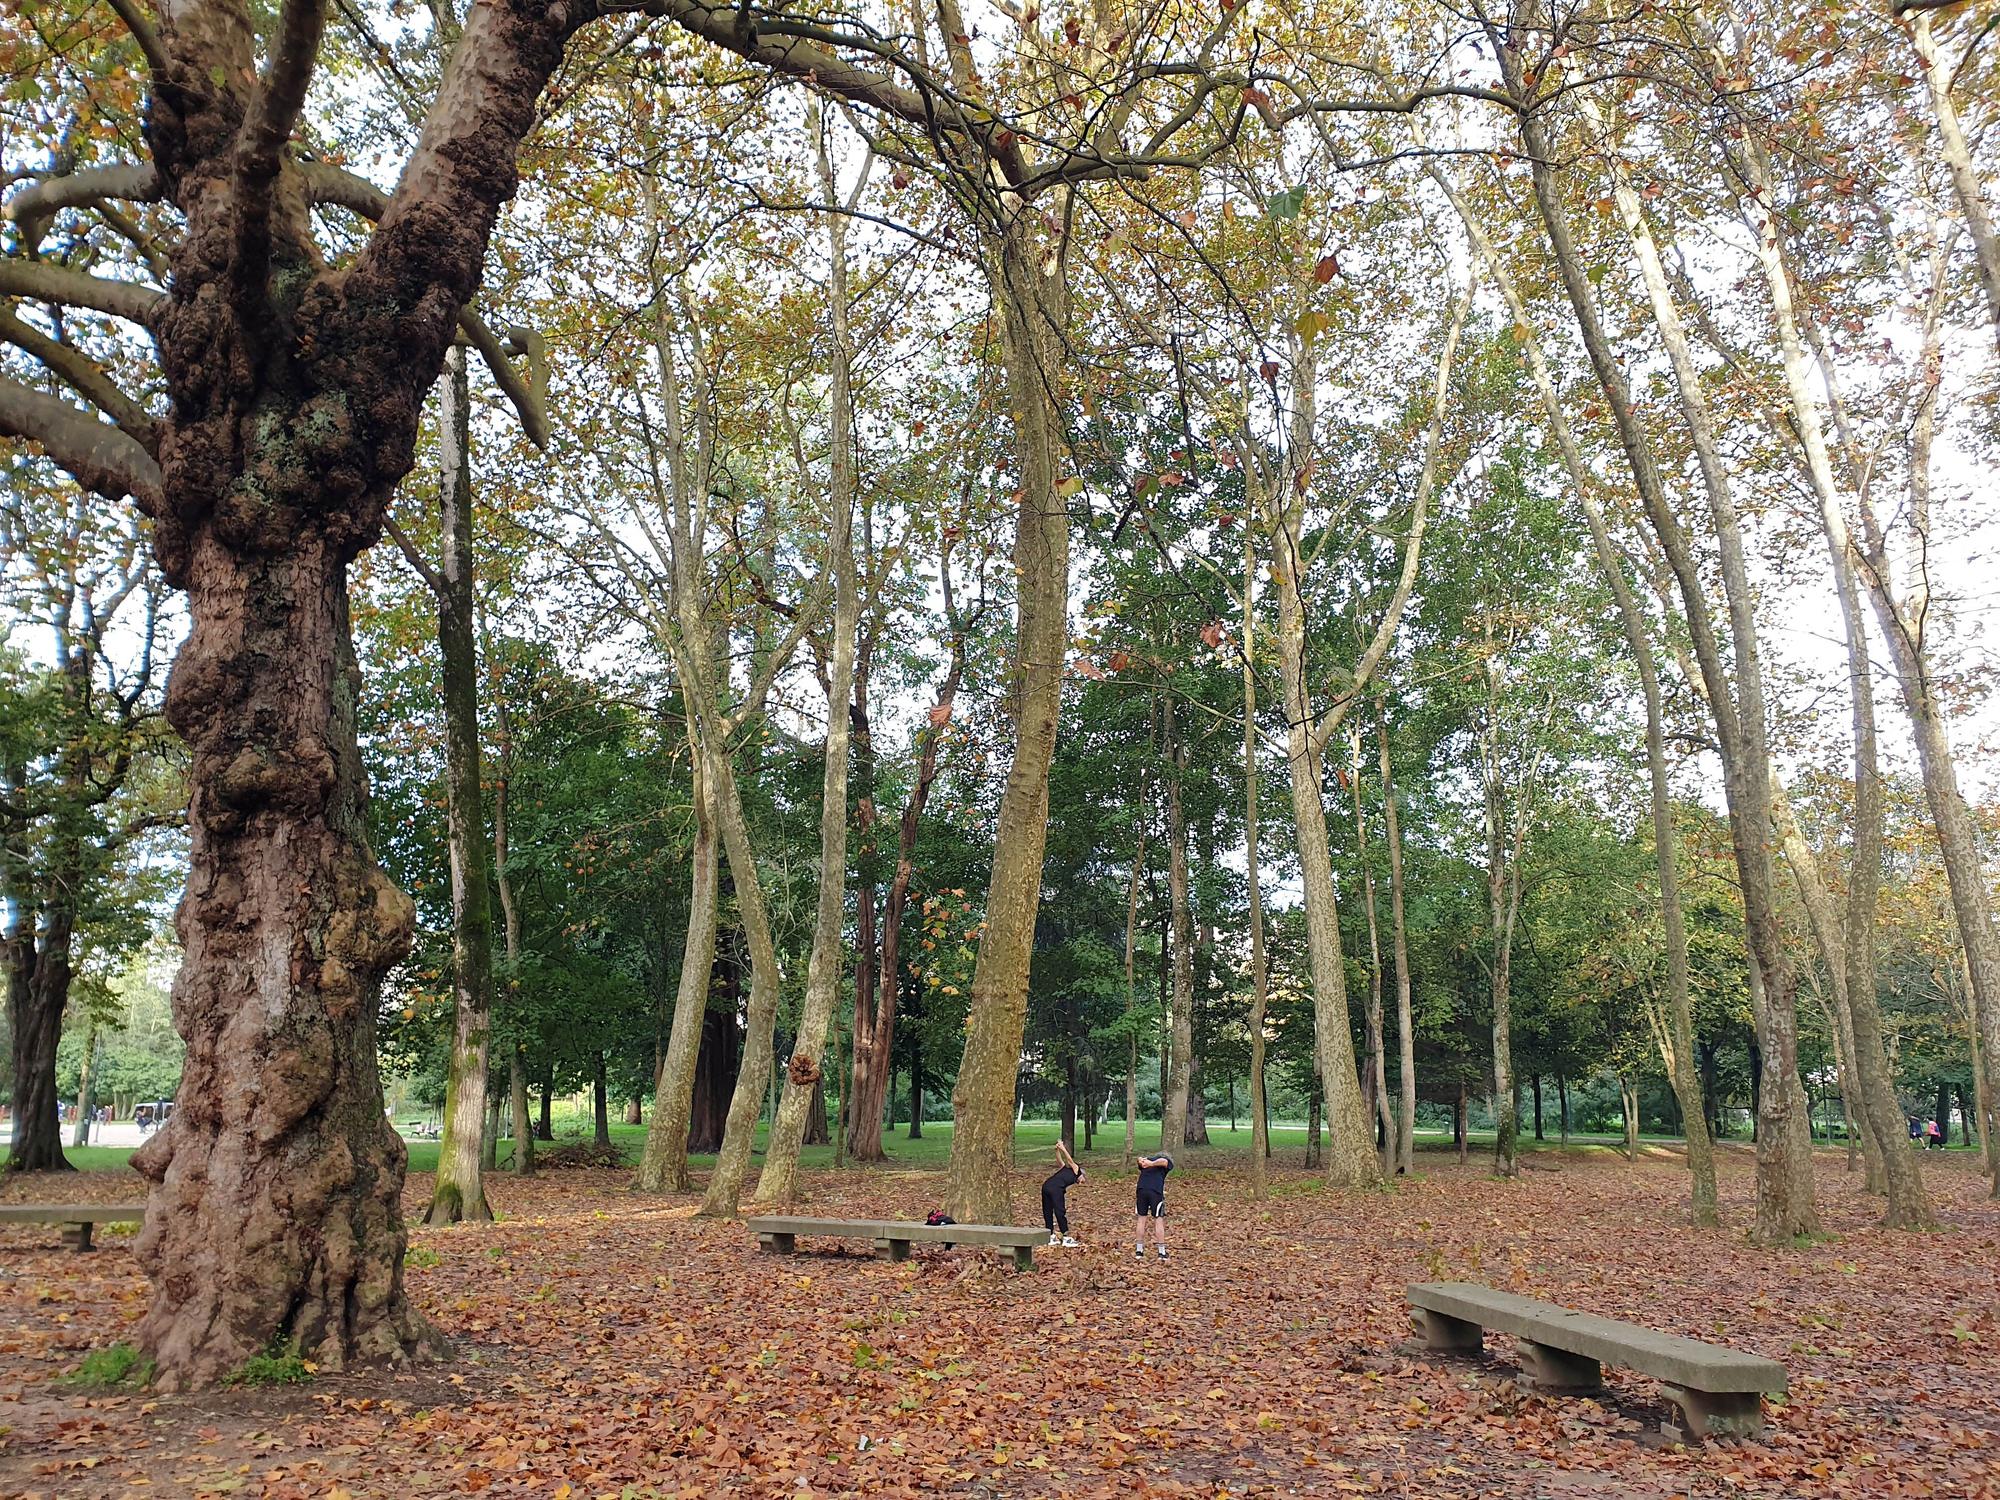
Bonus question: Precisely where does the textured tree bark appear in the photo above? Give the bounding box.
[946,217,1071,1224]
[424,345,495,1227]
[1160,703,1195,1153]
[591,1052,610,1146]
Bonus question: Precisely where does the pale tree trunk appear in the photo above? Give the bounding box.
[1349,728,1393,1174]
[1622,1078,1640,1162]
[492,676,532,1178]
[1428,148,1715,1222]
[1160,700,1195,1153]
[1911,11,2000,360]
[1499,45,1815,1239]
[1726,137,1933,1228]
[72,1011,99,1150]
[1376,711,1417,1177]
[699,752,786,1216]
[1122,797,1148,1170]
[1245,535,1272,1198]
[946,216,1071,1224]
[758,114,862,1206]
[424,345,495,1227]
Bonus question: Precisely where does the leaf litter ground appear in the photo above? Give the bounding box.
[3,1149,1997,1498]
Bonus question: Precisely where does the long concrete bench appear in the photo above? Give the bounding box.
[746,1216,1044,1270]
[0,1203,145,1252]
[1408,1281,1786,1441]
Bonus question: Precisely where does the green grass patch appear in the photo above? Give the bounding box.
[405,1246,442,1269]
[60,1343,154,1389]
[224,1340,313,1389]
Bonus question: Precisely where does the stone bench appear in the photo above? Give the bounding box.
[746,1216,1045,1270]
[0,1203,145,1253]
[1408,1281,1786,1441]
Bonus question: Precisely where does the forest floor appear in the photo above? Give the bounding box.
[2,1144,1996,1498]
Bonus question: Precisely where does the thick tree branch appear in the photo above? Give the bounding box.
[3,164,161,244]
[0,373,163,507]
[0,306,157,449]
[0,261,162,326]
[237,0,328,241]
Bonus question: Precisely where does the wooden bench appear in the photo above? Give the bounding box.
[1408,1281,1786,1441]
[746,1216,1045,1270]
[0,1203,145,1253]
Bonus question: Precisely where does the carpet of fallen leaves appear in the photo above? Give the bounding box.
[3,1145,1998,1499]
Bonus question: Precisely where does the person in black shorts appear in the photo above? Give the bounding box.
[1134,1153,1173,1259]
[1041,1139,1084,1247]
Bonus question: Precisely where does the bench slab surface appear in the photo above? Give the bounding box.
[0,1204,145,1253]
[1409,1282,1784,1441]
[745,1216,1042,1267]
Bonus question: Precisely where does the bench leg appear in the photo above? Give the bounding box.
[1514,1337,1601,1395]
[1012,1245,1033,1271]
[1660,1386,1765,1443]
[1411,1308,1483,1354]
[872,1238,911,1262]
[60,1222,95,1253]
[757,1234,796,1255]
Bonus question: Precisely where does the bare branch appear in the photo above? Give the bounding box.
[383,512,445,599]
[237,0,329,223]
[0,261,162,326]
[0,305,157,449]
[103,0,170,74]
[0,373,163,508]
[460,314,549,447]
[3,164,162,245]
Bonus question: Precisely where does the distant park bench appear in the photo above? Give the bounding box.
[0,1203,145,1253]
[746,1215,1045,1270]
[1408,1281,1786,1441]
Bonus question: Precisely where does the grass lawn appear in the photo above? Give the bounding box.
[26,1102,1931,1179]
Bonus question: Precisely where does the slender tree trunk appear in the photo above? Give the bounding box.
[947,219,1070,1224]
[1161,702,1195,1152]
[592,1052,610,1147]
[72,1011,99,1151]
[1376,712,1417,1177]
[1911,12,2000,360]
[1431,153,1715,1221]
[1503,56,1814,1240]
[1727,138,1933,1228]
[1245,537,1272,1199]
[1350,730,1393,1174]
[1122,801,1147,1170]
[1274,565,1378,1186]
[425,345,495,1227]
[493,680,533,1178]
[758,146,861,1204]
[699,753,787,1216]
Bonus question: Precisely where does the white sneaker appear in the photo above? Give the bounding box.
[1060,1235,1079,1247]
[1134,1246,1144,1259]
[1156,1247,1169,1259]
[1048,1233,1062,1247]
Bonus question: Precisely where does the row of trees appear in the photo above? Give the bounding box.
[1,0,1996,1388]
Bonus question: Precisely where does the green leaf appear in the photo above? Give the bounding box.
[1265,185,1307,221]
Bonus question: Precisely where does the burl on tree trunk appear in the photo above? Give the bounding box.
[132,543,437,1385]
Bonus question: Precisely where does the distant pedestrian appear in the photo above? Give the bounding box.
[1042,1140,1084,1247]
[1925,1118,1943,1150]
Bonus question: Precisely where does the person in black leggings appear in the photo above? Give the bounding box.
[1041,1140,1084,1246]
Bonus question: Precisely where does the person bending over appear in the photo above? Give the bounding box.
[1041,1140,1084,1247]
[1134,1152,1174,1260]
